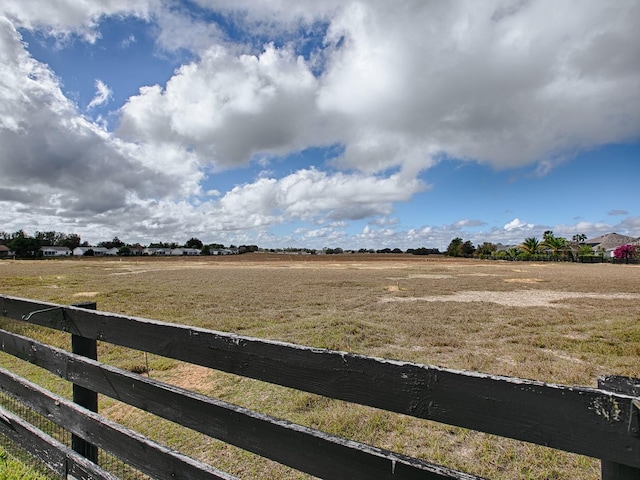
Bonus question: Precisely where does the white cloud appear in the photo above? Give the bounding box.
[86,79,112,110]
[1,0,156,42]
[116,1,640,179]
[504,218,534,231]
[118,43,327,168]
[0,16,194,217]
[218,168,426,221]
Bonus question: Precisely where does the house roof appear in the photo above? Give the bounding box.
[40,246,71,251]
[585,233,638,250]
[0,245,11,252]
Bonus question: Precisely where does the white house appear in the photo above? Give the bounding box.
[40,246,71,257]
[169,248,201,256]
[144,247,172,255]
[73,246,119,256]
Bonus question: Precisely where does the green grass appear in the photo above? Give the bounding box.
[0,447,50,480]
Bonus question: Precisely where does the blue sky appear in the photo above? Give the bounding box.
[1,1,638,249]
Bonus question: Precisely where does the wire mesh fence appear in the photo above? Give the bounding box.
[0,391,151,480]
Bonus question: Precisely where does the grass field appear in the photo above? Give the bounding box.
[1,254,639,479]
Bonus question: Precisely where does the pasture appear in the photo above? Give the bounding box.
[1,254,639,479]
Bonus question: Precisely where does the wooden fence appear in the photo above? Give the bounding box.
[0,294,638,479]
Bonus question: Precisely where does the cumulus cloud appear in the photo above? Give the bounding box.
[116,0,640,179]
[118,43,328,167]
[0,16,191,217]
[217,168,425,221]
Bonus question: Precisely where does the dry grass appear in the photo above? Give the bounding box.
[1,254,639,479]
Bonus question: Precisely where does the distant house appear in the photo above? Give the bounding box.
[40,246,71,257]
[584,233,640,258]
[0,245,15,258]
[129,245,144,256]
[144,247,172,256]
[72,246,118,256]
[170,248,201,256]
[144,247,200,256]
[211,249,234,255]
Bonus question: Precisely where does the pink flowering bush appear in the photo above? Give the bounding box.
[613,244,637,263]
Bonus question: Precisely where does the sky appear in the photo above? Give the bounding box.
[1,1,639,250]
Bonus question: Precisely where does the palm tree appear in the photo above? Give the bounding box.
[541,234,568,260]
[570,233,588,261]
[519,237,540,255]
[572,233,587,244]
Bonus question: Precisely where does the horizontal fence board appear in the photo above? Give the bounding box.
[0,328,478,480]
[0,405,118,480]
[2,295,640,469]
[0,367,238,480]
[599,375,640,396]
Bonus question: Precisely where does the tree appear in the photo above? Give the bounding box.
[446,238,463,257]
[519,237,540,255]
[572,233,587,244]
[238,245,258,254]
[446,238,475,257]
[8,231,41,258]
[59,233,82,249]
[476,242,497,257]
[540,231,568,260]
[613,244,637,264]
[185,237,203,249]
[569,233,588,261]
[98,237,124,249]
[35,231,61,246]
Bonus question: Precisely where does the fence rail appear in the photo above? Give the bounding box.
[0,294,639,479]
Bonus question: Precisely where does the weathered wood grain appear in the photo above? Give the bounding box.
[0,368,239,480]
[598,376,640,480]
[71,301,99,463]
[0,328,481,480]
[2,295,640,471]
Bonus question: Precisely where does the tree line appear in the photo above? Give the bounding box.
[445,231,637,262]
[0,230,258,258]
[2,229,637,262]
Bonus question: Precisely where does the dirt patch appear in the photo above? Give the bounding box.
[72,291,100,297]
[166,363,212,392]
[504,278,544,284]
[383,290,640,308]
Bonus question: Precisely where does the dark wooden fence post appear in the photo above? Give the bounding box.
[71,301,98,464]
[598,375,640,480]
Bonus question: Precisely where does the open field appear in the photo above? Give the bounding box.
[1,254,639,479]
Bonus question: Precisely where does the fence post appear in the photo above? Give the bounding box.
[71,301,99,464]
[598,375,640,480]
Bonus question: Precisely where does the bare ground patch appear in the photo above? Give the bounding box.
[504,278,545,284]
[72,291,100,297]
[382,290,640,307]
